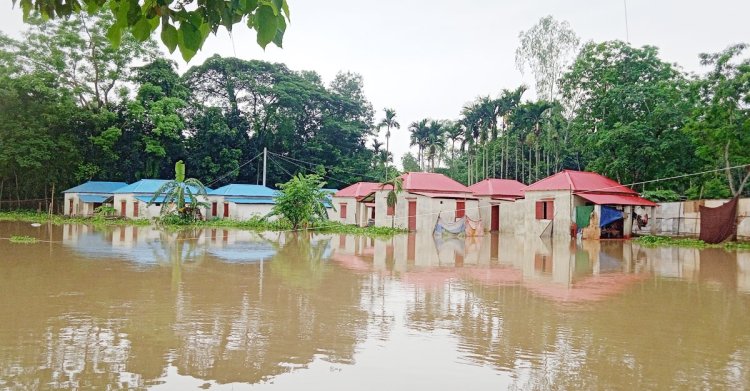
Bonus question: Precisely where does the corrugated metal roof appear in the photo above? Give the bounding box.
[225,197,275,205]
[63,181,128,194]
[209,184,277,197]
[334,182,383,199]
[469,179,526,198]
[577,193,657,206]
[524,170,637,194]
[401,172,472,194]
[114,179,210,194]
[79,194,109,203]
[410,191,478,200]
[135,195,201,203]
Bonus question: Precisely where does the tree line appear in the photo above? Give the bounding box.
[0,12,748,209]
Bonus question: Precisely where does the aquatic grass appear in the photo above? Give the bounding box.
[0,211,151,226]
[9,235,38,244]
[635,235,750,251]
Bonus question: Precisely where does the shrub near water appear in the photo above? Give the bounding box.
[635,235,750,250]
[9,235,38,244]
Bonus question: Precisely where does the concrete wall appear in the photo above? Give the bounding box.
[113,194,162,219]
[64,193,105,216]
[476,196,519,231]
[371,190,480,232]
[330,197,362,225]
[654,198,750,239]
[205,196,274,220]
[521,190,577,239]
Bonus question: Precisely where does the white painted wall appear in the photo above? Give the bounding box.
[654,198,750,239]
[371,190,479,232]
[113,194,162,219]
[205,195,274,220]
[64,193,105,216]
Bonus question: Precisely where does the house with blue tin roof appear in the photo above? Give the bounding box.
[112,179,211,219]
[63,181,128,216]
[207,184,276,220]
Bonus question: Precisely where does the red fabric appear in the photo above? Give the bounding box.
[469,179,526,198]
[334,182,382,199]
[577,193,656,207]
[699,197,738,244]
[525,170,637,194]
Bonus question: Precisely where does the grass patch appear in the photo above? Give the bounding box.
[635,235,750,251]
[9,235,38,244]
[0,211,406,237]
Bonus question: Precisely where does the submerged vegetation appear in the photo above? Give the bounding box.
[8,235,37,244]
[635,235,750,250]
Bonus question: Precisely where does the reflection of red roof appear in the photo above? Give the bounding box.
[331,252,371,271]
[400,172,472,194]
[523,272,649,303]
[525,170,637,194]
[334,182,383,200]
[469,179,526,198]
[578,193,656,207]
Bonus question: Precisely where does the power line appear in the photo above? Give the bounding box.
[205,151,264,188]
[267,151,383,182]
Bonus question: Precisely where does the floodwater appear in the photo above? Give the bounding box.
[0,222,749,390]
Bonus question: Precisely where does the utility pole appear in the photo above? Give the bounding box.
[262,147,267,187]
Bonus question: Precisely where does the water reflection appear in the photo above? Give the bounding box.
[0,222,749,389]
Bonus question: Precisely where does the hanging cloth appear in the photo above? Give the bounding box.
[465,217,484,237]
[576,205,595,228]
[434,215,467,235]
[699,197,738,244]
[599,206,623,227]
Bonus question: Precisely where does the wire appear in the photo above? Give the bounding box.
[271,153,365,187]
[268,151,383,182]
[205,151,264,188]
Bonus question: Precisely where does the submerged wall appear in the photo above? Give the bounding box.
[654,198,750,240]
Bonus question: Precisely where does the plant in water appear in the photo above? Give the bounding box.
[9,235,37,244]
[93,205,117,219]
[381,175,403,228]
[269,172,331,230]
[149,160,209,223]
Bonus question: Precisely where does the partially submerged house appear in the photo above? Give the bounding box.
[206,184,276,220]
[63,181,128,216]
[469,178,526,231]
[518,170,656,239]
[112,179,211,219]
[361,172,479,232]
[331,182,383,226]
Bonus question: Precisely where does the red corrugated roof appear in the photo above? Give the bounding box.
[334,182,383,200]
[469,179,526,198]
[400,172,472,194]
[410,191,478,200]
[525,170,637,194]
[577,193,657,207]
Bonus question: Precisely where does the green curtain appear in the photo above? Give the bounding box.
[576,205,595,228]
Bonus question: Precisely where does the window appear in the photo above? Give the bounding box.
[387,205,394,216]
[535,200,554,220]
[340,203,347,219]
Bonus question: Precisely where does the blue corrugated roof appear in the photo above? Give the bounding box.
[114,179,210,194]
[225,197,275,205]
[135,195,203,203]
[63,181,128,194]
[209,184,276,197]
[79,194,109,203]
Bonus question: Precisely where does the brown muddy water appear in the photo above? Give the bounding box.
[0,221,749,390]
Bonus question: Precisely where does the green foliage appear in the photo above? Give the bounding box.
[149,161,209,220]
[636,235,750,251]
[641,189,681,202]
[270,172,330,229]
[93,205,116,218]
[13,0,291,61]
[401,152,421,172]
[9,235,37,244]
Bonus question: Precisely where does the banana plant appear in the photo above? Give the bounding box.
[149,160,209,220]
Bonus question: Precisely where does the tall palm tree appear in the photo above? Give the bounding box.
[443,120,463,163]
[425,120,446,172]
[377,108,400,179]
[408,119,429,171]
[381,176,403,228]
[149,160,209,220]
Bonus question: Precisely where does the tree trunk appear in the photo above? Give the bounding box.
[15,171,20,209]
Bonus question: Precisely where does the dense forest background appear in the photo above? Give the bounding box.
[0,11,748,209]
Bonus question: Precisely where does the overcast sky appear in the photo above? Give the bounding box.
[2,0,749,167]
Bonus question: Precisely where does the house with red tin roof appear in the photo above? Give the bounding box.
[518,170,656,239]
[332,182,383,226]
[469,179,526,232]
[360,172,479,231]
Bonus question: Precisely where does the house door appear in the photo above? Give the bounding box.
[120,200,126,217]
[456,200,465,219]
[211,202,217,217]
[69,199,74,215]
[133,202,139,217]
[491,205,500,231]
[223,203,229,218]
[408,200,417,231]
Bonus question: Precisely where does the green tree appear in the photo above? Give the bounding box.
[381,176,403,228]
[271,172,330,230]
[686,43,750,197]
[425,120,446,172]
[12,0,290,61]
[401,152,420,172]
[149,160,209,220]
[377,108,400,179]
[516,15,580,101]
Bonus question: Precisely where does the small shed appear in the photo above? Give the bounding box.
[332,182,383,226]
[469,179,526,231]
[112,179,211,219]
[63,181,128,216]
[520,170,656,239]
[207,184,276,220]
[362,172,479,232]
